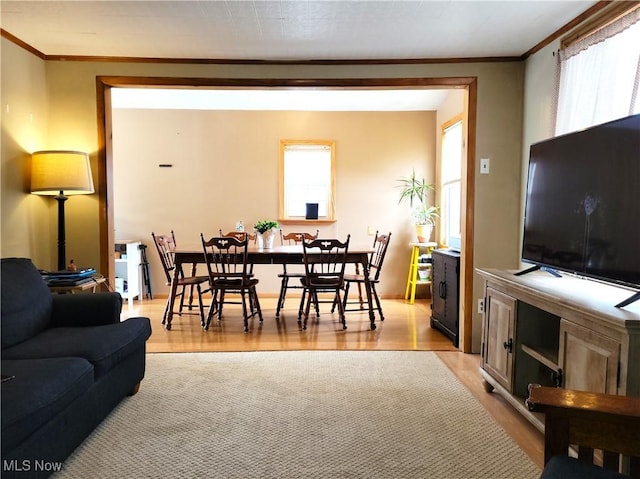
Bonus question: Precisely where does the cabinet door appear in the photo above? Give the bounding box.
[558,320,620,394]
[482,287,516,392]
[444,256,459,327]
[431,252,445,320]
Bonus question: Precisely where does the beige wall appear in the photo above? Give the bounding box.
[1,39,50,265]
[521,41,562,258]
[2,36,528,351]
[112,108,437,297]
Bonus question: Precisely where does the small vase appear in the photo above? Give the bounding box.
[258,229,276,249]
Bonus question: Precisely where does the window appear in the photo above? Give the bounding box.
[440,116,463,249]
[279,140,335,221]
[556,5,640,134]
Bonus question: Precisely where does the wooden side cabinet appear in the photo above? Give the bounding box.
[430,249,460,347]
[478,268,640,432]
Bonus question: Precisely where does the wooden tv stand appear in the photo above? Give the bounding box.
[477,268,640,431]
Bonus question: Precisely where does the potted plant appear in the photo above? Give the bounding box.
[397,169,439,242]
[254,220,279,249]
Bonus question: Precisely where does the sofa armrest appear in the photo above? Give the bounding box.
[50,292,123,327]
[526,384,640,474]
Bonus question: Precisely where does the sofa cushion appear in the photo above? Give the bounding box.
[1,357,94,455]
[51,292,123,327]
[1,317,152,379]
[1,258,53,349]
[540,455,628,479]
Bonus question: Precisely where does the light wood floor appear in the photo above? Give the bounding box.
[122,294,544,469]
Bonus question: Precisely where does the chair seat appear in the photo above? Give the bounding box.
[342,273,376,283]
[300,277,343,288]
[177,274,209,286]
[212,278,259,288]
[277,272,305,279]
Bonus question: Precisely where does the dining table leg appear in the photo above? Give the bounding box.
[360,253,377,330]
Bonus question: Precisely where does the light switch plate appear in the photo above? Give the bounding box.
[480,158,490,174]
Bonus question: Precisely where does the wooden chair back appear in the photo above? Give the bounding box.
[302,236,350,288]
[526,385,640,476]
[369,231,392,281]
[201,235,251,280]
[280,229,319,245]
[219,230,257,244]
[151,231,180,283]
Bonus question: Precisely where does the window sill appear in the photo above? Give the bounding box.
[278,219,337,225]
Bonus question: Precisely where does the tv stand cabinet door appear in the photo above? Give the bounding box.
[558,320,621,394]
[482,287,517,392]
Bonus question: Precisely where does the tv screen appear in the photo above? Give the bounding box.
[522,113,640,288]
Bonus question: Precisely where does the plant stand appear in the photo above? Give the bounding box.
[404,241,437,304]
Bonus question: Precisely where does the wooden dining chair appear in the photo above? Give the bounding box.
[298,235,350,331]
[333,231,391,321]
[275,229,319,318]
[151,231,209,328]
[201,234,263,332]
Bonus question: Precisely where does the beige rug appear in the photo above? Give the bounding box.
[54,351,539,478]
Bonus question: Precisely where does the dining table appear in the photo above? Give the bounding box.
[165,244,377,331]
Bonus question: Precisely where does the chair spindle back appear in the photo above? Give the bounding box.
[201,235,250,278]
[152,230,180,283]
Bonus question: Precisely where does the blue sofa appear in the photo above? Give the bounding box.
[1,258,152,478]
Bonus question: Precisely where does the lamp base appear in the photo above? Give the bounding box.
[55,192,68,271]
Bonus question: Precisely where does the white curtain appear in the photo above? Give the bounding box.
[556,8,640,135]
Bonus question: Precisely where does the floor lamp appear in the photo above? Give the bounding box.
[30,150,95,271]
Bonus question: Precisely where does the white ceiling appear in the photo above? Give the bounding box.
[2,1,597,61]
[1,0,598,111]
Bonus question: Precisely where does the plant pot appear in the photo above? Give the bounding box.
[415,224,433,243]
[257,229,276,249]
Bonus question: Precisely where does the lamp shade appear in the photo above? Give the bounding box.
[31,150,94,195]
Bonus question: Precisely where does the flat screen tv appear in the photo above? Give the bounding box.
[521,113,640,305]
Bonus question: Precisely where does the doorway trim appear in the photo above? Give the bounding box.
[96,76,477,352]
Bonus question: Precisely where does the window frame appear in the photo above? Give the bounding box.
[279,139,337,224]
[439,114,464,248]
